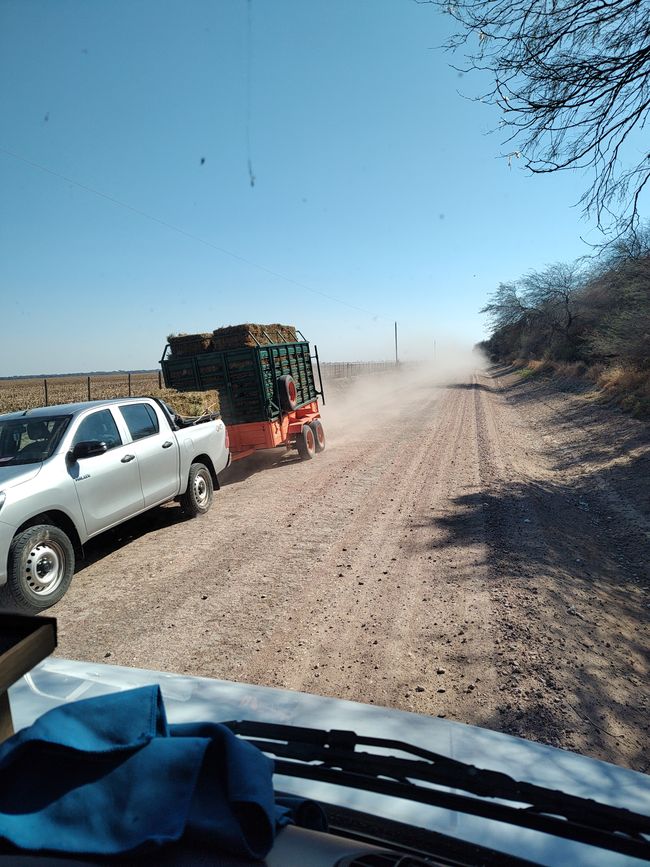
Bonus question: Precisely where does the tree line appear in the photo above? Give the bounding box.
[478,230,650,372]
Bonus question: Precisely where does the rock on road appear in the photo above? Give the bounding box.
[53,365,650,771]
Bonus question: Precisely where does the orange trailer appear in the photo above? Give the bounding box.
[227,399,324,462]
[161,332,326,462]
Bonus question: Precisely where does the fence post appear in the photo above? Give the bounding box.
[43,378,48,406]
[87,376,91,400]
[128,373,132,396]
[158,370,162,389]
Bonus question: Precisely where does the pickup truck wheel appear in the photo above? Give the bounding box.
[181,463,213,516]
[296,425,316,460]
[1,525,74,612]
[309,419,326,453]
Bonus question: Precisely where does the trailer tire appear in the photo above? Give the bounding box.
[296,425,316,460]
[1,525,75,612]
[278,375,298,411]
[309,419,326,452]
[181,463,213,516]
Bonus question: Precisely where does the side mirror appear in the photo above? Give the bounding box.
[68,440,108,462]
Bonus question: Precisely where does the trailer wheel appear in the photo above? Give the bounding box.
[296,425,316,460]
[309,419,326,452]
[181,462,213,516]
[278,375,298,411]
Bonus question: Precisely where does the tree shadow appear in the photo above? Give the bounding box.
[445,382,492,392]
[411,459,649,771]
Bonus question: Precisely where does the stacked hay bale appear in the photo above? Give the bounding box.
[164,325,298,416]
[167,333,214,357]
[147,387,221,417]
[167,325,297,356]
[212,323,297,350]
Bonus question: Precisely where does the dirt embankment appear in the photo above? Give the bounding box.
[53,364,650,772]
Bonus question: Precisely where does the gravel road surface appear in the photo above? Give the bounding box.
[52,365,649,771]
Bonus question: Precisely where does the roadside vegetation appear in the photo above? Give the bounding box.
[478,230,650,418]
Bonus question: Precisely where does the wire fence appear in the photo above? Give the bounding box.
[0,372,163,413]
[320,361,398,380]
[0,362,399,414]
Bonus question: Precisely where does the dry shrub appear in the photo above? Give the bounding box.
[517,358,650,418]
[597,365,650,394]
[517,358,554,377]
[596,366,650,418]
[554,361,588,378]
[584,363,605,383]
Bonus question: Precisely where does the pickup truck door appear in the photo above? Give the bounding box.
[69,408,145,536]
[117,402,179,507]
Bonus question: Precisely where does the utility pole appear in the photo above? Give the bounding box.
[394,321,399,366]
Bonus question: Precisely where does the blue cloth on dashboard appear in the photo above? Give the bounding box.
[0,685,290,858]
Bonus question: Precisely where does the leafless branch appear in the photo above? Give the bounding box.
[418,0,650,235]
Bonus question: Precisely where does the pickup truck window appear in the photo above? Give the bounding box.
[0,416,71,465]
[72,410,122,451]
[120,403,159,441]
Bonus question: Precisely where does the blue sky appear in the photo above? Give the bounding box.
[1,0,603,375]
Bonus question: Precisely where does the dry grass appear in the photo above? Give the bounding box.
[0,373,219,418]
[515,359,650,419]
[596,365,650,418]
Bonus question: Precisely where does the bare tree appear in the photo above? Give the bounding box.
[481,262,586,358]
[521,262,583,340]
[480,281,530,331]
[419,0,650,235]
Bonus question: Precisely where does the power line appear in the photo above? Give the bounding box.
[0,145,387,319]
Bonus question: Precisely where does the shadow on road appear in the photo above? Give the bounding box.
[78,503,190,570]
[77,449,307,570]
[445,382,492,392]
[219,448,303,487]
[412,447,649,770]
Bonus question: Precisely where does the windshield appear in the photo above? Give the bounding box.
[0,416,71,466]
[1,4,649,861]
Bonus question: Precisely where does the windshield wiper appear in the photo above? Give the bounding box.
[223,721,650,861]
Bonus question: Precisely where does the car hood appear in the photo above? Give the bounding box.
[0,463,42,489]
[9,658,650,867]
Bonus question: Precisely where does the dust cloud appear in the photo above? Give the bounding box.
[319,344,487,444]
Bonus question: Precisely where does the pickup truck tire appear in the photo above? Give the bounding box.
[296,425,316,460]
[278,375,299,411]
[181,463,213,516]
[309,419,326,452]
[2,525,74,612]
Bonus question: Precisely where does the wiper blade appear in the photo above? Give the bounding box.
[224,721,650,861]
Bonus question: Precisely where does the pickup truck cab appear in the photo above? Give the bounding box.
[0,397,229,612]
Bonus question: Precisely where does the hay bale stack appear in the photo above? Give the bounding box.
[149,388,220,416]
[167,333,214,357]
[212,323,298,351]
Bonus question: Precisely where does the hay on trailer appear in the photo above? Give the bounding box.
[147,388,220,417]
[212,323,298,351]
[167,333,214,356]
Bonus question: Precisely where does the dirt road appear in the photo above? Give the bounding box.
[53,366,649,771]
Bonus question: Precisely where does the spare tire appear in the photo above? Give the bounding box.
[278,375,298,411]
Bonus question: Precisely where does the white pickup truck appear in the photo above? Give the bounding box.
[0,397,229,612]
